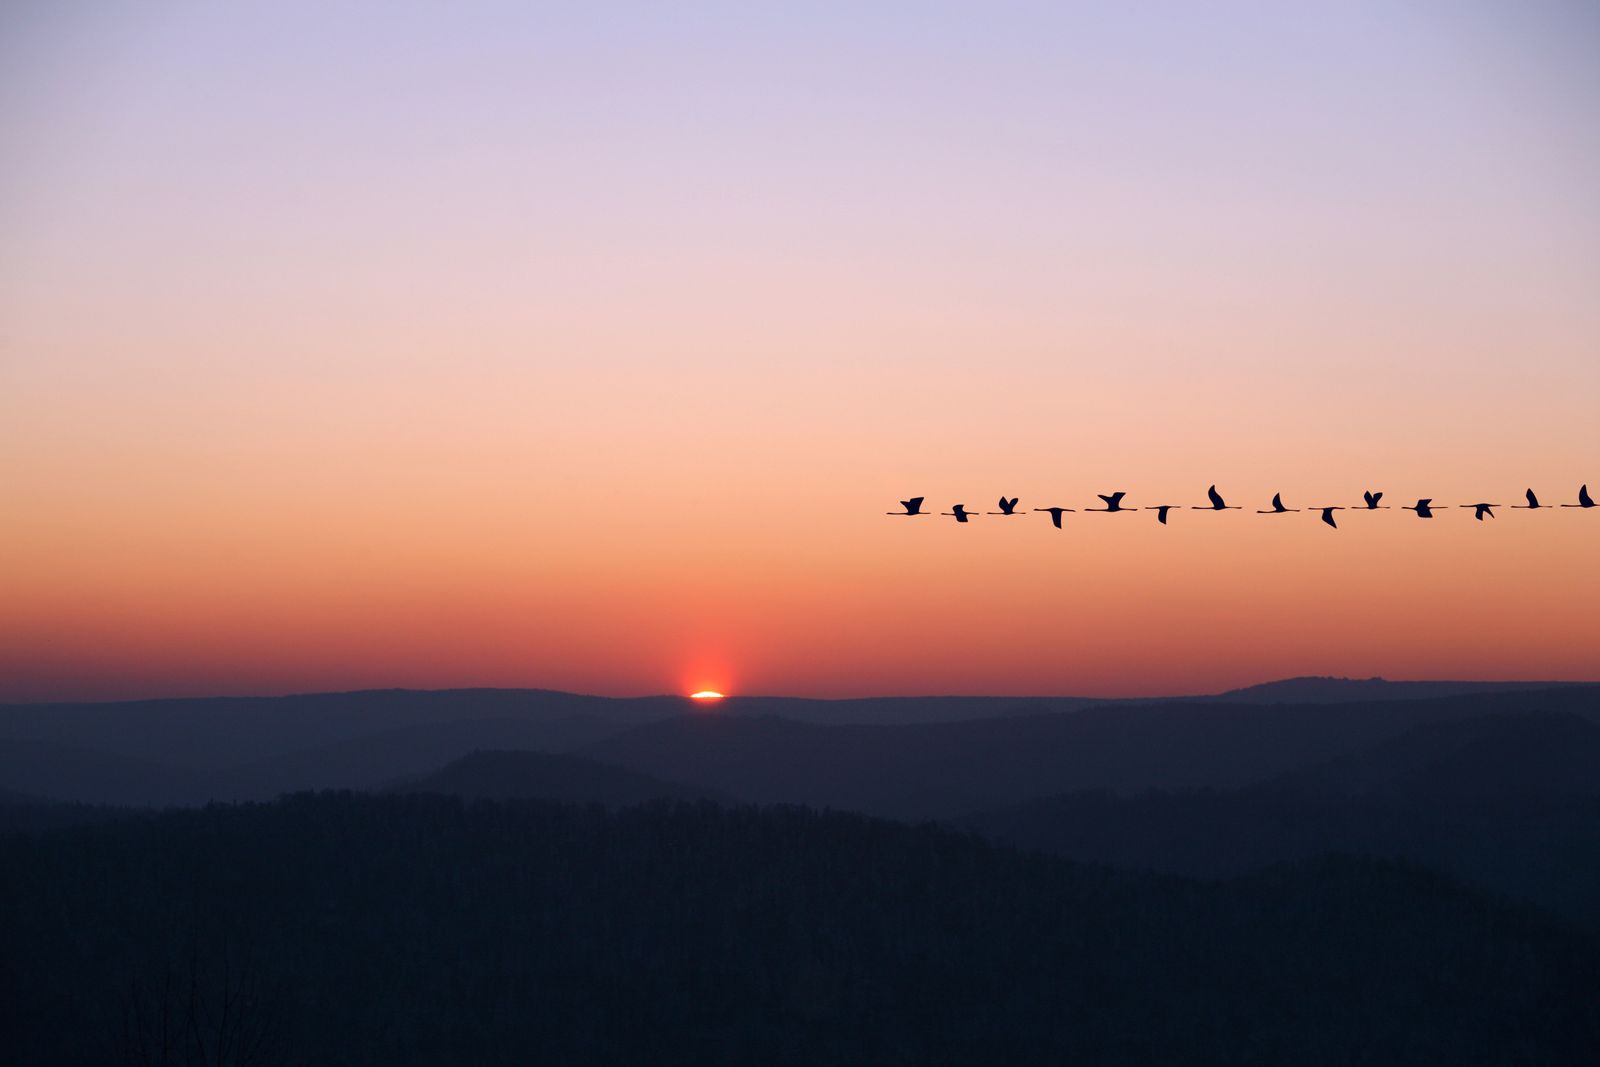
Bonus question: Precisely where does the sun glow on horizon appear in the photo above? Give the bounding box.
[689,690,725,701]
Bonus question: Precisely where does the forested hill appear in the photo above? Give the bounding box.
[3,793,1597,1066]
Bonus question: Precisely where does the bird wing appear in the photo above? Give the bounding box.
[1526,489,1539,507]
[1100,492,1124,507]
[1582,485,1594,506]
[1321,509,1338,528]
[1271,492,1283,510]
[1207,485,1224,508]
[903,497,923,512]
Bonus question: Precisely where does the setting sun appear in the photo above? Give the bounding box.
[689,691,725,701]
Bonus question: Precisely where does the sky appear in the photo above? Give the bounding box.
[2,1,1597,701]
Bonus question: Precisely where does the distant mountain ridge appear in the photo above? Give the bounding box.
[3,682,1595,810]
[1212,676,1583,704]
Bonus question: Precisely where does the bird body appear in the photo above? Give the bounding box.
[1361,491,1388,510]
[988,496,1022,515]
[1033,507,1074,529]
[1258,492,1299,514]
[1314,506,1345,528]
[1194,485,1240,511]
[1088,492,1133,513]
[1145,505,1177,525]
[1461,503,1500,521]
[888,496,926,516]
[942,505,976,523]
[1513,489,1543,509]
[1402,498,1440,518]
[1561,484,1595,508]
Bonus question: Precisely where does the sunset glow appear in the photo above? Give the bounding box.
[689,691,726,702]
[1,5,1596,703]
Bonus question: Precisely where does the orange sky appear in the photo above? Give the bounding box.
[2,4,1597,700]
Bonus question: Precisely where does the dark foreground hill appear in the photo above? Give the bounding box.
[964,711,1600,929]
[3,795,1599,1066]
[392,749,726,806]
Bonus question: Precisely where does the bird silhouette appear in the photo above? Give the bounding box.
[1087,492,1134,513]
[988,496,1022,515]
[941,505,976,523]
[1257,492,1299,514]
[1460,503,1500,521]
[1314,506,1345,528]
[1402,498,1441,518]
[1512,489,1544,509]
[1145,505,1178,525]
[1560,484,1595,508]
[888,496,926,516]
[1361,491,1388,510]
[1193,485,1240,511]
[1032,506,1074,529]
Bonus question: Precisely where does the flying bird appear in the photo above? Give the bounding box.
[941,504,977,523]
[888,496,926,516]
[988,496,1023,515]
[1314,506,1345,529]
[1560,484,1595,508]
[1032,507,1074,529]
[1193,485,1240,511]
[1361,491,1388,510]
[1145,505,1178,525]
[1257,493,1299,514]
[1087,492,1134,513]
[1512,489,1544,509]
[1460,503,1500,521]
[1402,498,1441,518]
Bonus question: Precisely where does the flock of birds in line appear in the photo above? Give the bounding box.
[889,485,1596,528]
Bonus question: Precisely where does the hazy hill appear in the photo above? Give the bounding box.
[963,710,1600,928]
[583,687,1600,819]
[3,793,1596,1065]
[0,737,207,807]
[1269,709,1600,800]
[393,749,725,806]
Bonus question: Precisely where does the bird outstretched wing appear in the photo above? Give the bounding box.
[902,497,923,513]
[1207,485,1224,509]
[1100,492,1125,508]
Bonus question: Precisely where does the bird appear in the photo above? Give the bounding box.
[887,496,926,516]
[1192,485,1240,511]
[1402,498,1441,518]
[1512,489,1544,509]
[1361,491,1388,510]
[1560,484,1595,508]
[1313,506,1345,528]
[1145,505,1178,525]
[1032,507,1074,529]
[942,505,976,523]
[1086,492,1135,512]
[988,496,1023,516]
[1257,492,1299,514]
[1460,503,1500,521]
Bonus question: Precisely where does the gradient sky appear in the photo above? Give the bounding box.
[2,1,1597,701]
